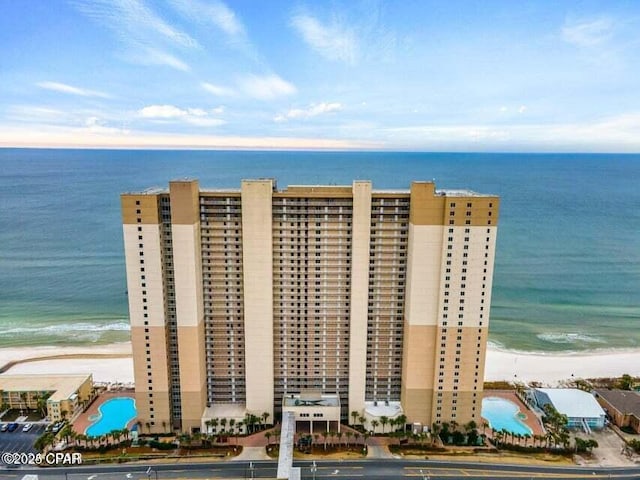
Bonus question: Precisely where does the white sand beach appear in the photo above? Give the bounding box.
[485,346,640,385]
[0,342,133,384]
[1,341,639,386]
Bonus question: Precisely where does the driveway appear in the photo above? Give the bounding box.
[577,427,635,467]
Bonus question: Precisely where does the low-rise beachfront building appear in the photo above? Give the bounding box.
[593,389,640,433]
[0,374,93,422]
[533,388,605,431]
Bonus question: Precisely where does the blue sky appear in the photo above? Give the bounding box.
[1,0,640,151]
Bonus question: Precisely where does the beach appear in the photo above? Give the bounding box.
[1,341,639,386]
[0,342,134,384]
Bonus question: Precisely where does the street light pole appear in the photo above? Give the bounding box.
[249,461,254,479]
[311,460,317,480]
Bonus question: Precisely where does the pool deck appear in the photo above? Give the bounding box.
[73,390,136,435]
[482,390,545,438]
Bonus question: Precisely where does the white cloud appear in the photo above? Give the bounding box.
[211,106,225,115]
[291,14,357,63]
[83,116,130,135]
[518,105,527,114]
[238,74,297,100]
[169,0,245,37]
[201,82,236,97]
[73,0,197,71]
[37,81,110,98]
[203,75,296,100]
[562,17,614,47]
[275,102,342,122]
[75,0,198,48]
[138,105,188,119]
[135,48,190,71]
[184,116,225,127]
[137,104,224,126]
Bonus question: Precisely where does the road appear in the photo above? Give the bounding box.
[4,459,640,480]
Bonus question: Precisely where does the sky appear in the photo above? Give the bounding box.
[1,0,640,151]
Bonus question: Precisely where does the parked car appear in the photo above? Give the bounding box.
[22,423,33,432]
[7,423,18,432]
[0,423,7,432]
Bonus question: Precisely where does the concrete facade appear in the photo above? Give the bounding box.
[122,178,499,433]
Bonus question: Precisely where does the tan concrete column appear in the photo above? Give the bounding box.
[170,180,207,432]
[122,194,172,434]
[400,182,445,426]
[241,179,275,419]
[348,181,372,417]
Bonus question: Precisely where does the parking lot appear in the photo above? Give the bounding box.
[0,423,46,455]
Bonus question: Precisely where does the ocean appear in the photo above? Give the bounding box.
[0,149,638,352]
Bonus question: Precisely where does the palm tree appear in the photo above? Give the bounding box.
[358,415,366,426]
[380,416,389,434]
[396,414,407,432]
[60,425,72,444]
[211,417,219,434]
[262,411,270,428]
[481,421,489,435]
[371,419,379,433]
[336,431,343,448]
[450,420,459,433]
[354,432,361,446]
[345,431,353,447]
[322,431,329,450]
[351,410,359,425]
[35,394,49,418]
[220,417,227,434]
[19,392,28,413]
[431,423,441,446]
[265,431,272,445]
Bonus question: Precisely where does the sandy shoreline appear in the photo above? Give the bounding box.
[1,342,639,386]
[0,343,133,383]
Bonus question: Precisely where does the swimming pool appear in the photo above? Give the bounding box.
[481,397,533,435]
[85,397,137,437]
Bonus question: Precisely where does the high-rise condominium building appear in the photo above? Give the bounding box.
[121,179,499,434]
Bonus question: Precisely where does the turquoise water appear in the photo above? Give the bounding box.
[481,397,532,435]
[0,149,639,351]
[85,397,137,437]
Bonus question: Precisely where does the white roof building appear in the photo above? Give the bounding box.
[534,388,606,430]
